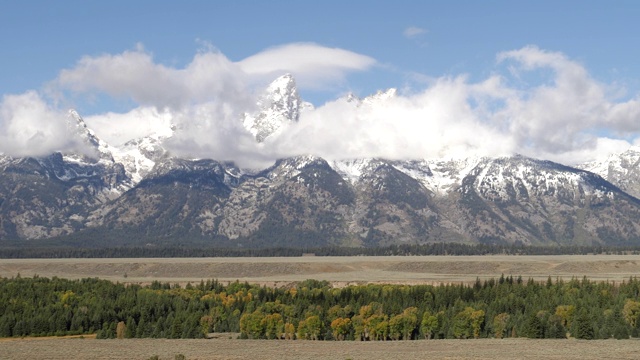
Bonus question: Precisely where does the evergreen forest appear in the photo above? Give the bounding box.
[1,275,640,341]
[2,243,640,259]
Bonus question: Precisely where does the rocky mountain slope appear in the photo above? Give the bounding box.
[2,75,640,247]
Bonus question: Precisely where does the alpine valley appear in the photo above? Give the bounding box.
[2,74,640,248]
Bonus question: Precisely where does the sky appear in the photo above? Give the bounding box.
[1,1,640,167]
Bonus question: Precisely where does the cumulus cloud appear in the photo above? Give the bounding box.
[84,107,174,146]
[55,45,251,110]
[403,26,427,38]
[3,43,640,168]
[263,46,640,165]
[267,78,513,162]
[165,102,271,169]
[489,46,640,162]
[48,43,377,162]
[0,91,76,157]
[56,43,376,105]
[605,97,640,134]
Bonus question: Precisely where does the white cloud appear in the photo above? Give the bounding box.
[3,43,640,168]
[47,43,378,164]
[266,77,513,162]
[261,46,640,165]
[237,43,376,90]
[84,107,174,146]
[606,97,640,134]
[55,45,251,110]
[57,43,376,105]
[491,46,635,161]
[0,91,76,157]
[403,26,427,38]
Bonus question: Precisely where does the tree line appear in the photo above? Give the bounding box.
[1,242,639,258]
[1,275,640,340]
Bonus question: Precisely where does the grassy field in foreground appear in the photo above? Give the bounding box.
[1,338,638,360]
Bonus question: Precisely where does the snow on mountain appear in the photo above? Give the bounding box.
[65,109,116,164]
[7,72,640,245]
[330,154,616,202]
[329,156,482,196]
[467,156,613,202]
[362,88,397,105]
[264,155,326,180]
[62,78,640,203]
[578,146,640,199]
[110,130,173,184]
[330,158,381,185]
[393,157,483,195]
[242,74,313,142]
[334,88,397,109]
[65,109,176,188]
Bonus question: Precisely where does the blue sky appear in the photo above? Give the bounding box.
[3,1,639,105]
[1,1,640,166]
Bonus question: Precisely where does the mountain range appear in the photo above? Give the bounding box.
[2,74,640,247]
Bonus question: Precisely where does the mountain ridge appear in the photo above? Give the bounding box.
[2,75,640,247]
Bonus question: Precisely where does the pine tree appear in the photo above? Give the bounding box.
[573,310,595,340]
[526,313,544,339]
[125,317,136,338]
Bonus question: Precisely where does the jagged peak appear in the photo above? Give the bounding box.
[243,74,304,142]
[65,109,113,162]
[66,109,99,149]
[262,74,300,110]
[334,92,362,105]
[67,109,91,135]
[345,92,360,103]
[336,88,397,108]
[363,88,397,104]
[265,73,296,92]
[68,109,83,121]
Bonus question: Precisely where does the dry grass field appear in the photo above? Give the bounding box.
[1,337,638,360]
[1,255,639,287]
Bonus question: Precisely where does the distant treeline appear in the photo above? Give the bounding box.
[2,275,640,340]
[0,242,639,259]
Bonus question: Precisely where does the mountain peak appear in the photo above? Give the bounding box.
[67,109,91,138]
[243,74,310,142]
[363,88,397,104]
[65,109,113,161]
[345,92,360,103]
[265,73,296,93]
[578,145,640,199]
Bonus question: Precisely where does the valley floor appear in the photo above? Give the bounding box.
[1,255,639,286]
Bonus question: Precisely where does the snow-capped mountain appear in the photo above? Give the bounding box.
[66,109,115,163]
[66,109,176,187]
[242,74,313,142]
[578,146,640,199]
[2,74,640,247]
[452,156,640,245]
